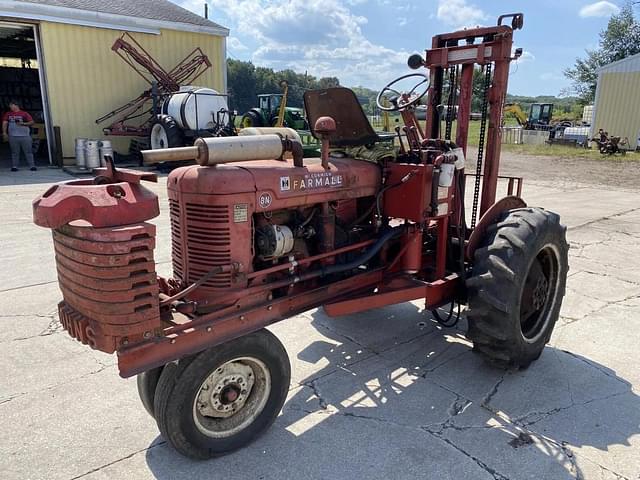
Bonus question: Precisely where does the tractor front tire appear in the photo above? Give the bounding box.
[154,329,291,459]
[270,115,285,128]
[136,366,164,418]
[149,115,183,149]
[466,208,569,368]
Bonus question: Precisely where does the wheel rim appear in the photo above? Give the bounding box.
[192,357,271,438]
[241,116,253,128]
[519,244,561,343]
[150,123,168,149]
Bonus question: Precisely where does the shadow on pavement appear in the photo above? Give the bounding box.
[144,304,639,479]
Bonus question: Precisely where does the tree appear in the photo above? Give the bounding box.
[226,59,256,113]
[318,77,340,89]
[227,60,341,114]
[564,3,640,102]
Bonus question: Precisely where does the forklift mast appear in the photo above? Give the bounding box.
[419,12,524,218]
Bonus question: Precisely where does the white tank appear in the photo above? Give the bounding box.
[163,87,229,131]
[563,126,590,137]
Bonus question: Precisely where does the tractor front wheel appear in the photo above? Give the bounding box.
[153,329,291,459]
[466,207,569,368]
[136,366,164,418]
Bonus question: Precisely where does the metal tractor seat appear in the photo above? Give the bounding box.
[304,87,388,148]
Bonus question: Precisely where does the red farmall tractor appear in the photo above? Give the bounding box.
[33,14,568,459]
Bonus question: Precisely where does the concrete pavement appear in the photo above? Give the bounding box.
[1,165,639,480]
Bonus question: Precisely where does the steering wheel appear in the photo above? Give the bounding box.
[376,73,429,112]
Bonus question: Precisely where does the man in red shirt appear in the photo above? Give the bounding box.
[2,100,35,171]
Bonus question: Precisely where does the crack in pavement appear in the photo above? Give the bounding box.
[568,252,634,276]
[580,455,632,480]
[301,379,329,410]
[5,315,63,343]
[68,440,167,479]
[0,358,114,406]
[569,206,640,232]
[569,269,640,288]
[286,403,428,434]
[559,441,583,480]
[311,316,378,354]
[447,396,473,417]
[559,350,630,387]
[313,313,441,358]
[288,355,626,480]
[557,289,640,328]
[0,280,57,294]
[514,390,627,427]
[481,372,510,410]
[424,429,511,480]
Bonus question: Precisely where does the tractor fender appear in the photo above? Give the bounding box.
[466,195,527,260]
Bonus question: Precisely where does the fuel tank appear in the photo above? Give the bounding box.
[167,156,381,306]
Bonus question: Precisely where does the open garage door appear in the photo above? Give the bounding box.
[0,21,52,169]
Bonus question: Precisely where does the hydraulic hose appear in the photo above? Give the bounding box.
[297,226,405,282]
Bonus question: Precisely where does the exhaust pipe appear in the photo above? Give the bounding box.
[142,134,304,167]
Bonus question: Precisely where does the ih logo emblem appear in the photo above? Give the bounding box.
[280,176,291,191]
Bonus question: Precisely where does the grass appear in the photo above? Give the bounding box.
[502,142,640,160]
[370,116,640,161]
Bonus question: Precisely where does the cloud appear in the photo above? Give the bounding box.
[204,0,411,88]
[579,1,620,18]
[540,72,563,81]
[516,50,535,63]
[436,0,488,28]
[227,36,248,52]
[173,0,207,16]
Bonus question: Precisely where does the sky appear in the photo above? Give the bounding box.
[172,0,624,97]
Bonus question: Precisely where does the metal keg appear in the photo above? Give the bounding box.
[75,138,87,169]
[85,140,100,169]
[99,140,113,167]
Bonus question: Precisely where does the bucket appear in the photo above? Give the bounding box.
[85,139,100,169]
[75,138,87,169]
[99,140,113,167]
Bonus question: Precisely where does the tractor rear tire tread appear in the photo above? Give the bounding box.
[466,207,569,368]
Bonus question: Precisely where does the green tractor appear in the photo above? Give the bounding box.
[240,82,309,130]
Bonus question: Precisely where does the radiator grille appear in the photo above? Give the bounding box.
[169,199,184,279]
[170,200,232,289]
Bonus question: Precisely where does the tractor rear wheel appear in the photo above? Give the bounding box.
[153,329,290,459]
[149,114,183,149]
[240,110,264,128]
[466,207,569,368]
